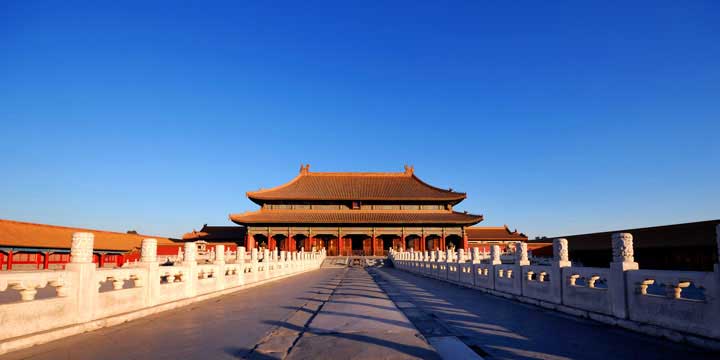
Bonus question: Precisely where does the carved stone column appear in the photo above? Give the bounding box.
[547,238,572,303]
[139,238,159,306]
[71,232,94,264]
[237,246,246,263]
[515,242,530,266]
[263,249,271,277]
[471,247,481,264]
[490,245,502,265]
[66,232,97,322]
[610,232,638,318]
[140,238,157,263]
[183,242,197,264]
[181,242,198,297]
[214,245,225,264]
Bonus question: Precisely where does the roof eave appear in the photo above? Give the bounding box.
[245,195,467,202]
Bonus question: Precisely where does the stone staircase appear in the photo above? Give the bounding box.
[321,256,388,268]
[321,256,349,268]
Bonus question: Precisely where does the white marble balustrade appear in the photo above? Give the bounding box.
[389,225,720,349]
[0,234,326,355]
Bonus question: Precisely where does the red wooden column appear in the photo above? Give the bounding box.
[7,250,13,270]
[43,252,50,270]
[462,234,469,250]
[35,252,41,269]
[245,233,255,250]
[99,253,105,268]
[338,236,344,256]
[289,231,296,252]
[0,252,4,270]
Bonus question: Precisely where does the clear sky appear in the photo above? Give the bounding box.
[1,1,718,239]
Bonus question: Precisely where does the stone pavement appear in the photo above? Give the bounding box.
[371,266,719,360]
[282,266,439,359]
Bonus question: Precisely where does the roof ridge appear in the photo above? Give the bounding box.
[0,218,168,239]
[246,167,468,203]
[306,171,409,177]
[234,209,462,214]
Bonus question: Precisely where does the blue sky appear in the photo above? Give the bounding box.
[1,1,718,239]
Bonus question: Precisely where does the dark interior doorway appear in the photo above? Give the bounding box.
[350,235,364,250]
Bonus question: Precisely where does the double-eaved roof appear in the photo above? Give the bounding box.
[233,166,483,226]
[247,165,466,204]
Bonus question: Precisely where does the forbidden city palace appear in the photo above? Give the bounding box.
[229,165,484,256]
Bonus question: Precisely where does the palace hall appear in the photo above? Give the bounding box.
[230,165,484,256]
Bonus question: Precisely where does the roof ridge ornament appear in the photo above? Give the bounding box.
[300,164,310,175]
[404,164,414,175]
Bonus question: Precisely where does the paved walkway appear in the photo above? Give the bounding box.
[284,266,438,359]
[371,267,718,360]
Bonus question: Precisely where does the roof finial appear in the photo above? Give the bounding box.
[404,164,414,175]
[300,164,310,174]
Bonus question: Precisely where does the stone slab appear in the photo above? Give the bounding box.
[427,336,483,360]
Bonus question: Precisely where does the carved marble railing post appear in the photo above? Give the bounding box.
[214,244,226,291]
[65,232,97,322]
[250,248,259,280]
[140,238,157,263]
[182,242,198,297]
[139,238,159,307]
[458,249,465,263]
[214,245,225,265]
[236,246,246,286]
[183,242,197,264]
[279,251,287,274]
[471,247,481,264]
[515,242,530,266]
[548,238,572,303]
[489,245,502,291]
[490,245,502,265]
[610,233,638,318]
[263,249,271,278]
[300,248,305,269]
